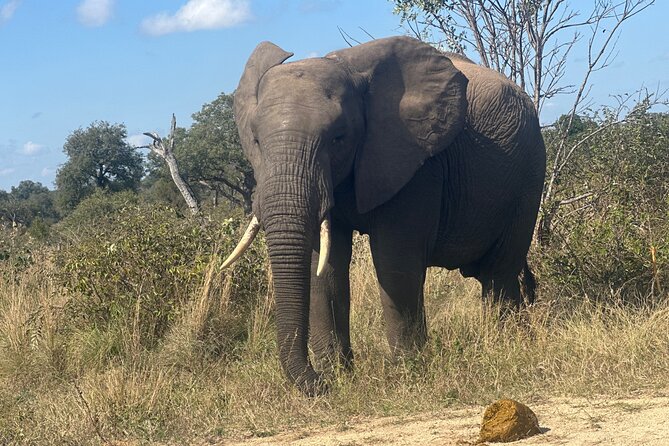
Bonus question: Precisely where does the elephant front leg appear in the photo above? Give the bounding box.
[375,269,427,353]
[370,237,428,353]
[309,224,353,373]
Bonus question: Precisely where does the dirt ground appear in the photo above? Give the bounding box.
[226,395,669,445]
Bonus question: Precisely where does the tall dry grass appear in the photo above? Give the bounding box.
[1,234,668,444]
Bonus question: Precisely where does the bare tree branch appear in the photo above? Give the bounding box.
[359,27,376,40]
[337,26,361,47]
[559,192,593,206]
[542,1,653,208]
[138,114,200,216]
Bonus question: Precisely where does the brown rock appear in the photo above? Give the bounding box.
[478,399,541,443]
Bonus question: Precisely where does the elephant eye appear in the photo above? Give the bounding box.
[332,134,345,144]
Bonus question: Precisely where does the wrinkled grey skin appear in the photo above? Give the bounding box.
[234,37,546,395]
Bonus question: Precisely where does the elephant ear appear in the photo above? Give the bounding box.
[234,42,293,170]
[327,37,467,214]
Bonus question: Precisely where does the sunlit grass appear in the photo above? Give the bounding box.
[1,236,668,444]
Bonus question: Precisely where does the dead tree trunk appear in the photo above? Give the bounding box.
[142,114,200,216]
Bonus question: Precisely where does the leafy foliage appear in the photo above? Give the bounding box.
[0,229,37,271]
[55,195,269,351]
[55,121,144,213]
[55,189,140,237]
[0,181,57,270]
[540,109,669,301]
[0,180,58,229]
[58,204,207,342]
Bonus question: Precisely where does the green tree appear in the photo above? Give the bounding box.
[56,121,144,212]
[0,180,58,228]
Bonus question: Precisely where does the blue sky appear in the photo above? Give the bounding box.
[1,0,667,191]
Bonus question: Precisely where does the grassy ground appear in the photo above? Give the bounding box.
[1,236,668,445]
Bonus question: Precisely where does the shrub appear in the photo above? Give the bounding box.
[0,229,37,272]
[55,197,269,354]
[540,109,669,302]
[55,189,139,239]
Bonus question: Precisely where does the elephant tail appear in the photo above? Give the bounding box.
[520,262,537,305]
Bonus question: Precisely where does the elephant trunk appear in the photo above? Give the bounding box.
[261,168,327,396]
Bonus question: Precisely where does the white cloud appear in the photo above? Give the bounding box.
[76,0,114,27]
[0,168,16,176]
[22,141,44,155]
[126,134,151,147]
[141,0,251,36]
[41,167,55,177]
[0,0,22,23]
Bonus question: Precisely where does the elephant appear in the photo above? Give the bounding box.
[223,36,546,396]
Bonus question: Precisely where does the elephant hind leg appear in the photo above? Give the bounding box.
[478,197,539,311]
[475,243,524,311]
[479,273,521,308]
[478,260,536,312]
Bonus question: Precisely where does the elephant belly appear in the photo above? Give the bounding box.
[429,141,524,272]
[430,217,504,271]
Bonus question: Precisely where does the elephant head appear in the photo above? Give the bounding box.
[228,37,468,395]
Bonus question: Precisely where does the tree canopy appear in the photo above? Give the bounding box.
[55,121,144,212]
[0,180,57,228]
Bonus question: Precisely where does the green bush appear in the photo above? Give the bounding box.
[0,229,37,272]
[55,189,140,238]
[55,196,270,353]
[541,109,669,302]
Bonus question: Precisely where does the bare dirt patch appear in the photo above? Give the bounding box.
[226,395,669,445]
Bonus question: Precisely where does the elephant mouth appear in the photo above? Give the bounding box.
[221,214,332,277]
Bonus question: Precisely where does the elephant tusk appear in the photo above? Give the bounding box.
[221,215,261,269]
[316,217,331,277]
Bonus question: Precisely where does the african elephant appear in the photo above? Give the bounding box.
[224,36,546,396]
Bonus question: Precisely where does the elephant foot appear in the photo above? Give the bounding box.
[384,314,428,356]
[293,368,329,397]
[311,344,355,378]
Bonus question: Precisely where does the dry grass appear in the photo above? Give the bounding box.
[1,235,668,444]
